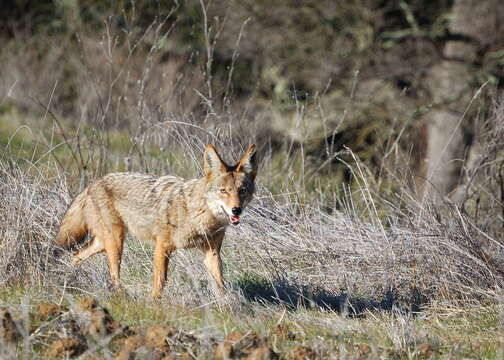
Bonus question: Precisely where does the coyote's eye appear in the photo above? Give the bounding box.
[238,187,247,196]
[219,188,227,194]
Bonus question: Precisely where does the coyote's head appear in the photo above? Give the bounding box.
[204,144,257,225]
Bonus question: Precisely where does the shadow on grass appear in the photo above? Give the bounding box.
[233,274,427,316]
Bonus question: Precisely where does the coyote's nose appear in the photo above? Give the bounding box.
[232,207,242,216]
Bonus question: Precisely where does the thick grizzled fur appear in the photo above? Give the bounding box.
[55,144,257,298]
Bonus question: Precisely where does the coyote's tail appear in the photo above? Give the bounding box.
[54,192,88,250]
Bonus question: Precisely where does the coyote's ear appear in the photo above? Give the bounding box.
[204,144,227,175]
[236,144,257,180]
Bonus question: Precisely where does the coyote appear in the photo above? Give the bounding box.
[55,144,257,298]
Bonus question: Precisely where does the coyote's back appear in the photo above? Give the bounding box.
[55,144,258,298]
[56,173,186,249]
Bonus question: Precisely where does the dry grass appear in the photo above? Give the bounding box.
[1,147,503,309]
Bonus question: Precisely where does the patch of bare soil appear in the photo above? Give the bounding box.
[6,298,287,359]
[74,296,123,337]
[0,308,21,345]
[246,345,279,360]
[214,330,278,359]
[115,324,199,359]
[271,323,296,342]
[289,345,318,360]
[32,298,129,358]
[47,337,87,358]
[36,302,67,320]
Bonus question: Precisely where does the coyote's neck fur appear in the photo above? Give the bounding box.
[155,175,229,247]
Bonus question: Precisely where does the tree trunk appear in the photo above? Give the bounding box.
[422,0,504,202]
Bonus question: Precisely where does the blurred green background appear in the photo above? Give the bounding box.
[1,0,503,210]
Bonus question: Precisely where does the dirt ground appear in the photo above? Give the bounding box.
[1,297,314,359]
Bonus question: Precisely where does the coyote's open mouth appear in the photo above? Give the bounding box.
[222,206,240,225]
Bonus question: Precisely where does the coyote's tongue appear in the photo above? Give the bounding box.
[230,215,240,225]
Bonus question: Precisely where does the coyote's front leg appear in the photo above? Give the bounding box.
[203,233,225,296]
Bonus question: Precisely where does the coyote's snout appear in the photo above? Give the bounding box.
[55,144,257,298]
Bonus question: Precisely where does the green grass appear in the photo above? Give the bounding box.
[0,107,205,184]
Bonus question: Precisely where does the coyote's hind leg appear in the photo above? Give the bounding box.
[72,223,125,290]
[103,224,126,289]
[72,236,105,266]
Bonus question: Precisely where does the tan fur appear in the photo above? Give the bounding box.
[55,144,257,298]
